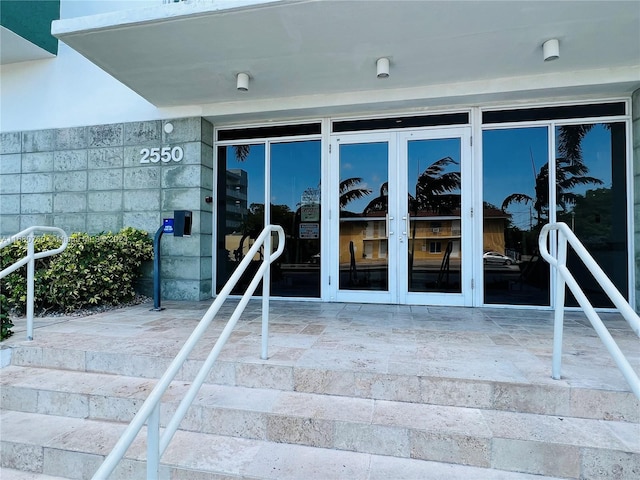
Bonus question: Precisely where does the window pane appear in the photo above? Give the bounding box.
[407,138,462,293]
[270,141,321,297]
[483,127,550,305]
[216,144,265,295]
[338,142,389,291]
[555,123,628,307]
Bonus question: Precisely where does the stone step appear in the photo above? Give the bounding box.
[2,366,638,479]
[0,410,575,480]
[7,343,639,422]
[0,470,70,480]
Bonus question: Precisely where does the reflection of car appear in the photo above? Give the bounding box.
[483,251,513,265]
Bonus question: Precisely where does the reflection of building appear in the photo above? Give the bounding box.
[407,215,462,261]
[482,207,510,255]
[339,207,508,265]
[225,169,248,234]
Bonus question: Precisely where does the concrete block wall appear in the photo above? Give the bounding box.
[633,89,640,311]
[0,117,214,301]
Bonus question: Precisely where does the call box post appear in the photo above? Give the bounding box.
[151,210,192,311]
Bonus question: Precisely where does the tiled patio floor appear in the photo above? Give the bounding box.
[4,299,638,395]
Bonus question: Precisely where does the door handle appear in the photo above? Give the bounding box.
[402,215,409,236]
[386,214,394,236]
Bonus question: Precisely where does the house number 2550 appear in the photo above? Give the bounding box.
[140,146,184,163]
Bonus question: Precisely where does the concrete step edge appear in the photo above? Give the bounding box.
[2,367,638,463]
[0,411,600,480]
[3,359,638,422]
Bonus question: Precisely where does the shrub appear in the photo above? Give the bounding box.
[0,227,153,314]
[0,294,13,340]
[0,234,61,313]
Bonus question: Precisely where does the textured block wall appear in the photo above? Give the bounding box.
[0,117,214,301]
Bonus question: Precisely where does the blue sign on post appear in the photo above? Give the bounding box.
[163,218,174,234]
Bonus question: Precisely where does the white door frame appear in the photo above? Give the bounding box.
[328,127,473,305]
[397,127,473,306]
[329,132,397,304]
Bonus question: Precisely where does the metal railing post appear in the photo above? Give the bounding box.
[26,232,35,341]
[147,404,160,480]
[261,230,271,360]
[551,229,567,380]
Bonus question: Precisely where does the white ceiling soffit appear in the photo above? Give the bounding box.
[1,26,56,65]
[52,0,640,116]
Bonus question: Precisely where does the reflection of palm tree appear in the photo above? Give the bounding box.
[502,158,603,227]
[340,177,372,209]
[360,157,462,215]
[363,182,388,213]
[234,145,251,161]
[409,157,461,288]
[502,124,608,228]
[412,156,461,214]
[557,124,593,166]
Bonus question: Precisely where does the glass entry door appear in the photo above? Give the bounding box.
[331,128,472,305]
[332,134,396,303]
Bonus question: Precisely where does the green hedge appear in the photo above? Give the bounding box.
[0,294,13,340]
[0,227,153,315]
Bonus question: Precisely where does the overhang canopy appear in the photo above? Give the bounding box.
[52,0,640,120]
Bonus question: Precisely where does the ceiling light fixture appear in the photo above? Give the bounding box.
[236,72,249,91]
[542,39,560,62]
[376,57,390,78]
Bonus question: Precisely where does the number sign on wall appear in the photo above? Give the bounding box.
[140,146,184,164]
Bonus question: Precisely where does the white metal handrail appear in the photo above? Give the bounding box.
[92,225,285,479]
[0,226,69,340]
[539,222,640,399]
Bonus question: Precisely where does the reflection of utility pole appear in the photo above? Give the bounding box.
[529,207,533,230]
[529,147,536,231]
[529,147,536,182]
[571,211,575,230]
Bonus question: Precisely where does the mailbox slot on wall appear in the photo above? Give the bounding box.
[173,210,192,237]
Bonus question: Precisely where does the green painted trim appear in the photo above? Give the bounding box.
[0,0,60,55]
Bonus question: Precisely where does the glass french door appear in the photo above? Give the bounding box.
[330,128,472,305]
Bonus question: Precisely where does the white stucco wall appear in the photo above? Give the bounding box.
[0,0,197,133]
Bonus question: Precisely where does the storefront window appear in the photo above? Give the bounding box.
[216,140,321,297]
[216,144,265,295]
[270,141,321,297]
[483,127,550,305]
[483,122,629,307]
[555,123,628,307]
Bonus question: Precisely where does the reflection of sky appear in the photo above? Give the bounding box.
[340,142,387,213]
[483,123,613,230]
[227,125,613,228]
[339,138,462,213]
[484,127,548,230]
[271,141,321,209]
[226,141,321,211]
[226,144,265,206]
